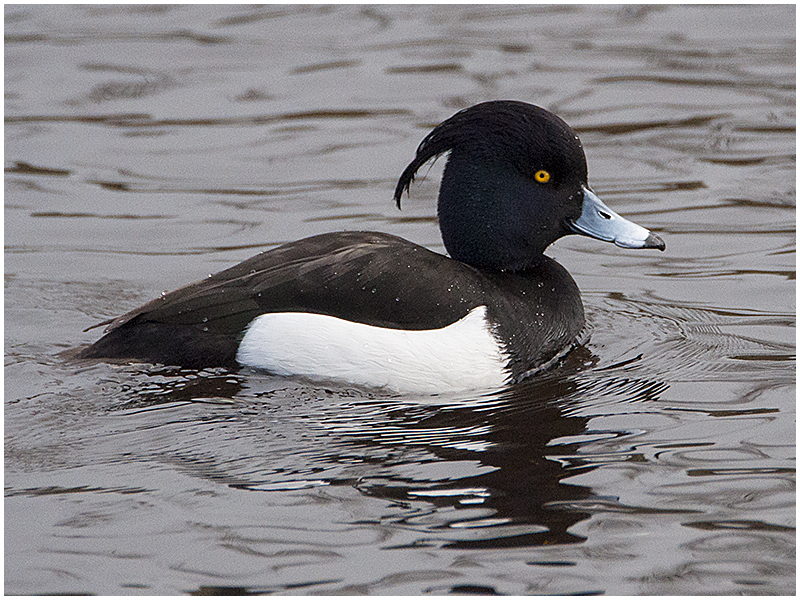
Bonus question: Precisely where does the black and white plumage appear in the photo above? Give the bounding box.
[80,101,664,393]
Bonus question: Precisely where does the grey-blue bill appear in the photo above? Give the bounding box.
[570,186,665,250]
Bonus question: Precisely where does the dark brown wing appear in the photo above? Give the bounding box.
[80,232,486,368]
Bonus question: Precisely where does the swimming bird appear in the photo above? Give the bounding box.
[80,100,664,393]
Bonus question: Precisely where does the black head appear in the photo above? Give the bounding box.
[395,100,663,272]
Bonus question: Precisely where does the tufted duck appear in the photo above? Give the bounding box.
[80,101,665,393]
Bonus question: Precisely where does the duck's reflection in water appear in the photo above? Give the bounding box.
[111,345,667,550]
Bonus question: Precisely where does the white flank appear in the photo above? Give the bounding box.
[235,305,509,394]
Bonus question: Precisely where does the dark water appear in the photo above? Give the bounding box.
[5,5,795,595]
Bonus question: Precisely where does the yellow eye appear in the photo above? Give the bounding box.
[534,170,551,183]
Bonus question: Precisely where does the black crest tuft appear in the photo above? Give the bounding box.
[393,100,585,208]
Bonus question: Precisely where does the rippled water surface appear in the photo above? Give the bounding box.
[5,5,795,595]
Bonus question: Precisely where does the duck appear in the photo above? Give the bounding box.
[80,100,665,394]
